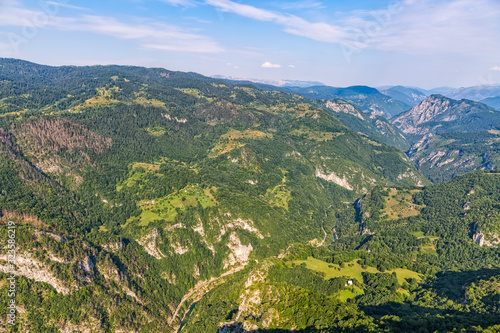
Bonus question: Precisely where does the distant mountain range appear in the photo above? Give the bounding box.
[218,76,500,113]
[448,84,500,101]
[210,79,500,183]
[379,85,428,106]
[211,75,325,88]
[240,84,412,118]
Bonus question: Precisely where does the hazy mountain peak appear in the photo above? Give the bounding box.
[210,75,324,88]
[392,94,500,136]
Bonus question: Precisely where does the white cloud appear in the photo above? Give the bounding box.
[0,1,223,54]
[278,1,325,10]
[340,0,500,56]
[206,0,500,58]
[288,64,295,68]
[183,16,212,24]
[261,61,281,68]
[45,2,88,11]
[490,66,500,71]
[159,0,197,7]
[205,0,350,43]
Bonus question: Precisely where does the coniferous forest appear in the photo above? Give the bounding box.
[0,59,499,332]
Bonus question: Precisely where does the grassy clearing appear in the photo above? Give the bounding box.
[0,110,27,117]
[289,128,344,141]
[488,129,500,135]
[235,87,257,98]
[137,210,164,226]
[291,257,378,282]
[265,185,291,209]
[337,286,364,301]
[381,188,424,220]
[263,102,316,118]
[221,129,271,140]
[175,88,213,101]
[116,162,162,191]
[134,97,166,108]
[290,257,423,300]
[74,96,118,110]
[409,231,439,241]
[410,231,439,255]
[210,128,273,158]
[265,173,291,209]
[134,185,217,226]
[410,231,425,238]
[145,127,166,136]
[209,140,245,158]
[73,87,121,110]
[131,162,161,172]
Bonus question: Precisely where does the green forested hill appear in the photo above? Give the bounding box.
[0,59,429,332]
[0,59,499,333]
[185,171,500,332]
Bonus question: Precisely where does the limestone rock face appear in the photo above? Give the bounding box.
[392,95,453,135]
[325,100,364,119]
[473,232,485,247]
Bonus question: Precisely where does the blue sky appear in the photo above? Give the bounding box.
[1,0,499,88]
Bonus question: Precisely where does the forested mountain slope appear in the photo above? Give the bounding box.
[185,171,500,332]
[0,58,427,332]
[391,95,500,182]
[322,99,410,151]
[0,59,499,333]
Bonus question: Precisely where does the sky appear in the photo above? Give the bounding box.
[0,0,499,89]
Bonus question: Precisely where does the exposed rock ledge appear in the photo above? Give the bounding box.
[0,253,70,294]
[315,168,353,190]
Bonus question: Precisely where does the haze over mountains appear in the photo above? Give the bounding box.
[217,75,500,112]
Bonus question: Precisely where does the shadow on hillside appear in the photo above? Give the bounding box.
[216,269,500,333]
[359,268,500,332]
[219,326,373,333]
[360,302,500,332]
[425,267,500,301]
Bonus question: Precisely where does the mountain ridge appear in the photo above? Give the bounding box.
[391,94,500,137]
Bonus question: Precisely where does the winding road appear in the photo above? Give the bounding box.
[169,266,245,327]
[317,223,327,247]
